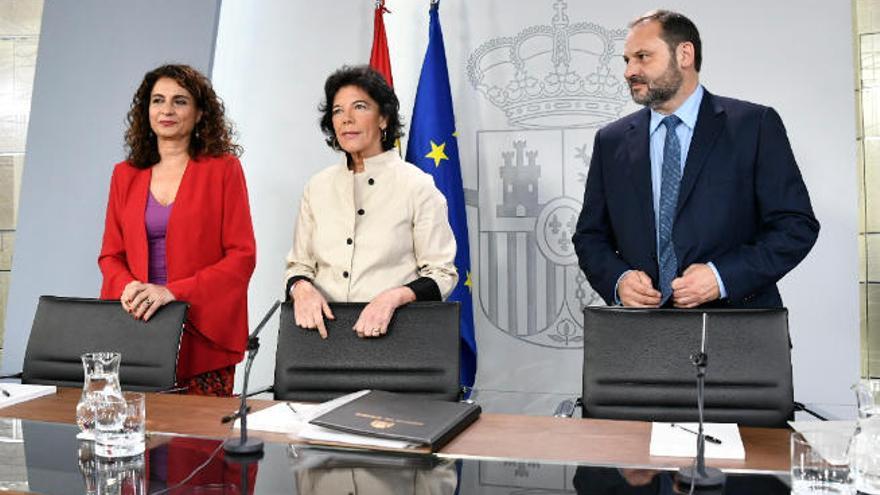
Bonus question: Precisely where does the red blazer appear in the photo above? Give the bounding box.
[98,154,256,380]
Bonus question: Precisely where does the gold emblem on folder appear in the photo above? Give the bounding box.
[370,419,395,429]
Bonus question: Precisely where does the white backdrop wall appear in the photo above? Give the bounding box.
[3,1,858,418]
[215,0,859,416]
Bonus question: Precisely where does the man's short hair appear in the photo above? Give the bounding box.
[630,10,702,72]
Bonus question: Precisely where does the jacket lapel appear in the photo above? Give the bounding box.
[677,91,726,215]
[129,169,151,282]
[624,108,657,253]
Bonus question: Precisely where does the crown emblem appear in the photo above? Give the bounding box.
[467,0,629,129]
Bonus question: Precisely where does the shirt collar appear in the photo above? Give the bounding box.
[649,84,704,135]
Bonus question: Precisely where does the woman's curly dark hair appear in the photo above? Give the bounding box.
[125,64,241,168]
[319,65,404,153]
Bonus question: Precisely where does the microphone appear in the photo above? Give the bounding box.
[676,312,726,489]
[220,406,251,424]
[222,300,281,457]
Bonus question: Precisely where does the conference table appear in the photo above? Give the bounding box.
[0,387,792,494]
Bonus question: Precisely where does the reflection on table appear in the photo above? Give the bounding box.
[289,446,458,495]
[572,466,789,495]
[0,417,791,494]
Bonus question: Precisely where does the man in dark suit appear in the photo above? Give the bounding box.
[572,10,819,309]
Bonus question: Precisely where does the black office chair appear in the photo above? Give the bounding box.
[560,307,794,428]
[274,301,460,402]
[20,295,187,391]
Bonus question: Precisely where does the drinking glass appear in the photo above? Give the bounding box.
[791,431,853,494]
[94,392,145,458]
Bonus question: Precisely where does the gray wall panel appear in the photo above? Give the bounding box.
[2,0,222,374]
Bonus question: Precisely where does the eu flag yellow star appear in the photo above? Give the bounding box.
[425,140,448,168]
[463,271,472,293]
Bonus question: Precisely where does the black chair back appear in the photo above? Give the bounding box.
[22,295,187,391]
[582,307,793,428]
[274,302,460,402]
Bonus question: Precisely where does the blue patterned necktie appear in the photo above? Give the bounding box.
[658,115,682,304]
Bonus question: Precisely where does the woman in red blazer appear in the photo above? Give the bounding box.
[98,64,256,396]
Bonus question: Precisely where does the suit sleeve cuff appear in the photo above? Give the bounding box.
[707,262,728,299]
[613,270,632,306]
[285,276,312,302]
[405,277,442,301]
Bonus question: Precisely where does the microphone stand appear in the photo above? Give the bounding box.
[677,313,726,489]
[223,300,281,457]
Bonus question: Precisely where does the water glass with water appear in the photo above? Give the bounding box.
[852,379,880,493]
[94,392,145,458]
[791,431,853,494]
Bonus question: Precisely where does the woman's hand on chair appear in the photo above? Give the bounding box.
[127,283,176,321]
[291,280,334,339]
[353,287,416,338]
[121,280,144,313]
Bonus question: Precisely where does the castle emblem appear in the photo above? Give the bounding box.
[468,1,631,348]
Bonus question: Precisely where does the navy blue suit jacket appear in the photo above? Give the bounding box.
[572,90,820,308]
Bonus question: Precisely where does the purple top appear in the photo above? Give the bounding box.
[146,191,173,285]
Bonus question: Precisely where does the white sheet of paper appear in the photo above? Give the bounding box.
[649,422,745,459]
[233,402,309,435]
[0,383,56,409]
[234,389,372,434]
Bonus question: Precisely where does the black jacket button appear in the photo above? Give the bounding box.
[343,271,349,278]
[368,178,375,185]
[357,209,365,215]
[347,238,353,245]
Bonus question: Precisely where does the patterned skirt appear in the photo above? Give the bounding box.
[179,365,236,397]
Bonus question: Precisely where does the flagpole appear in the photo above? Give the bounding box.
[369,0,393,88]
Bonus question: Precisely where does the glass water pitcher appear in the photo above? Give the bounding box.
[75,352,124,439]
[851,379,880,494]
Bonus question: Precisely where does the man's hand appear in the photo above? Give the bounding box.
[618,270,662,307]
[671,263,720,308]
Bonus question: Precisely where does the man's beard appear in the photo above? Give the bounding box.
[628,59,684,109]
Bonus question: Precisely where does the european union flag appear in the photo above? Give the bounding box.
[405,0,477,389]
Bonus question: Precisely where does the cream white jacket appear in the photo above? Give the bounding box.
[285,150,458,302]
